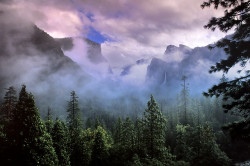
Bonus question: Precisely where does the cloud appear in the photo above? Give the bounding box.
[79,0,226,46]
[0,0,89,38]
[1,0,229,59]
[71,0,228,69]
[0,0,232,85]
[64,38,111,79]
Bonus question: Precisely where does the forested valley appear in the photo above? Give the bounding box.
[0,0,249,165]
[0,84,249,166]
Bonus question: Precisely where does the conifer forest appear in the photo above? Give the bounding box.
[0,0,249,166]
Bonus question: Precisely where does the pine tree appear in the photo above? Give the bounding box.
[175,124,231,165]
[0,86,17,120]
[197,124,231,166]
[66,91,89,166]
[45,107,53,135]
[114,117,123,144]
[85,117,94,129]
[174,124,193,162]
[121,117,135,150]
[94,118,101,129]
[201,0,250,139]
[91,126,110,166]
[10,85,58,165]
[181,76,189,125]
[81,128,94,166]
[52,119,70,166]
[143,95,167,160]
[134,118,144,155]
[67,91,82,132]
[0,86,17,164]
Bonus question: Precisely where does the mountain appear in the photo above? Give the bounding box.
[164,44,192,57]
[0,8,231,114]
[56,37,112,77]
[56,38,106,64]
[120,58,150,76]
[0,14,92,115]
[145,44,227,94]
[0,23,90,86]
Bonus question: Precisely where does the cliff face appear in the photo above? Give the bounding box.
[56,37,106,64]
[145,44,227,94]
[0,17,93,109]
[55,37,112,77]
[85,38,106,64]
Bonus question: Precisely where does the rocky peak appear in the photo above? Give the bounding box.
[164,44,191,55]
[165,45,178,54]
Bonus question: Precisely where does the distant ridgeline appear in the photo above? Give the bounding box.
[0,12,229,115]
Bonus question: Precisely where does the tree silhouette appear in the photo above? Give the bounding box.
[202,0,250,140]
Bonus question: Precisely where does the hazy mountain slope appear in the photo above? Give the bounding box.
[0,24,90,87]
[145,44,227,94]
[0,12,93,116]
[118,43,227,95]
[56,37,113,78]
[56,37,106,64]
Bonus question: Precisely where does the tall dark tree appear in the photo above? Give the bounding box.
[10,85,58,165]
[85,117,95,129]
[134,118,144,154]
[113,117,123,144]
[67,91,82,131]
[0,86,17,164]
[52,119,70,166]
[175,124,230,165]
[201,0,250,139]
[121,117,135,150]
[181,76,189,125]
[195,125,231,166]
[143,95,167,160]
[66,91,88,166]
[91,126,110,166]
[0,86,17,120]
[45,107,53,135]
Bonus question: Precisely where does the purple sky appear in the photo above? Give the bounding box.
[1,0,232,67]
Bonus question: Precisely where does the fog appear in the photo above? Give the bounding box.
[0,8,149,119]
[1,4,246,120]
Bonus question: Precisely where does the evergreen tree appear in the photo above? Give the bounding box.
[0,86,17,164]
[66,91,86,166]
[52,119,70,166]
[165,112,178,150]
[175,124,231,165]
[91,126,110,166]
[85,117,95,129]
[0,86,17,120]
[121,117,135,150]
[67,91,82,131]
[134,118,144,155]
[95,118,101,129]
[114,117,123,144]
[81,128,94,166]
[201,0,250,139]
[174,124,193,162]
[181,76,189,125]
[196,124,231,166]
[45,107,53,135]
[10,85,58,165]
[143,95,167,160]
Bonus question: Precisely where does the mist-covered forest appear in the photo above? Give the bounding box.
[0,0,249,165]
[0,84,249,166]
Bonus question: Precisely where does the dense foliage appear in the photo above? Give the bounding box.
[202,0,250,140]
[1,85,248,166]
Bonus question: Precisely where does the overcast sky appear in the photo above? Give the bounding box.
[1,0,232,67]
